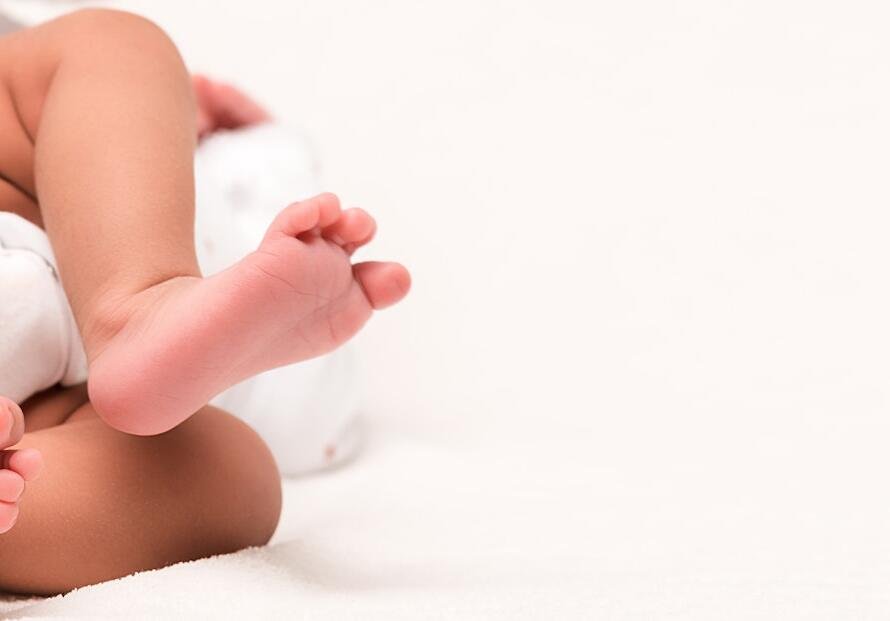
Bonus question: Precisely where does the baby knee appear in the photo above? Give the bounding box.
[54,8,185,71]
[63,8,170,43]
[193,407,283,547]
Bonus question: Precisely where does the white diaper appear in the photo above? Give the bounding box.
[0,213,88,402]
[0,124,361,476]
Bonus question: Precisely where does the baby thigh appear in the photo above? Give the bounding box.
[0,403,281,595]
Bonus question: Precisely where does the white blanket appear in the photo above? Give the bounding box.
[4,421,887,620]
[3,1,890,619]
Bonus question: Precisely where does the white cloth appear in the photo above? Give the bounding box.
[0,124,360,476]
[0,213,88,403]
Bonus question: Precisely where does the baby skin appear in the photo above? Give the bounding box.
[88,191,407,434]
[0,400,41,533]
[0,9,408,593]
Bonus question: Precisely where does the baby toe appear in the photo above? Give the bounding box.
[323,208,376,251]
[0,501,19,534]
[5,449,43,482]
[0,397,24,449]
[0,470,24,503]
[266,194,341,240]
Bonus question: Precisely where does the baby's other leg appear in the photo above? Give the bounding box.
[0,403,281,595]
[193,74,272,138]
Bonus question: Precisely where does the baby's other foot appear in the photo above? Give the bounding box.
[87,193,410,436]
[0,397,42,534]
[193,74,272,139]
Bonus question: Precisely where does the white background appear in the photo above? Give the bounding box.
[4,1,890,617]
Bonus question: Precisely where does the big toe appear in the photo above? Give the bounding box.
[267,193,342,240]
[0,398,25,449]
[354,261,411,309]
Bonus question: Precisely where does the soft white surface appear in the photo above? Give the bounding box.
[2,0,890,618]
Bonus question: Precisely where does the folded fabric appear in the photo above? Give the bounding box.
[0,213,88,403]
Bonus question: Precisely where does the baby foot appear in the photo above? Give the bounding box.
[0,397,42,534]
[87,193,410,435]
[192,74,272,139]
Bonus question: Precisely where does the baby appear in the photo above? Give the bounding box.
[0,9,409,593]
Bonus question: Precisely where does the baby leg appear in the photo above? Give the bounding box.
[0,402,281,595]
[6,10,408,435]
